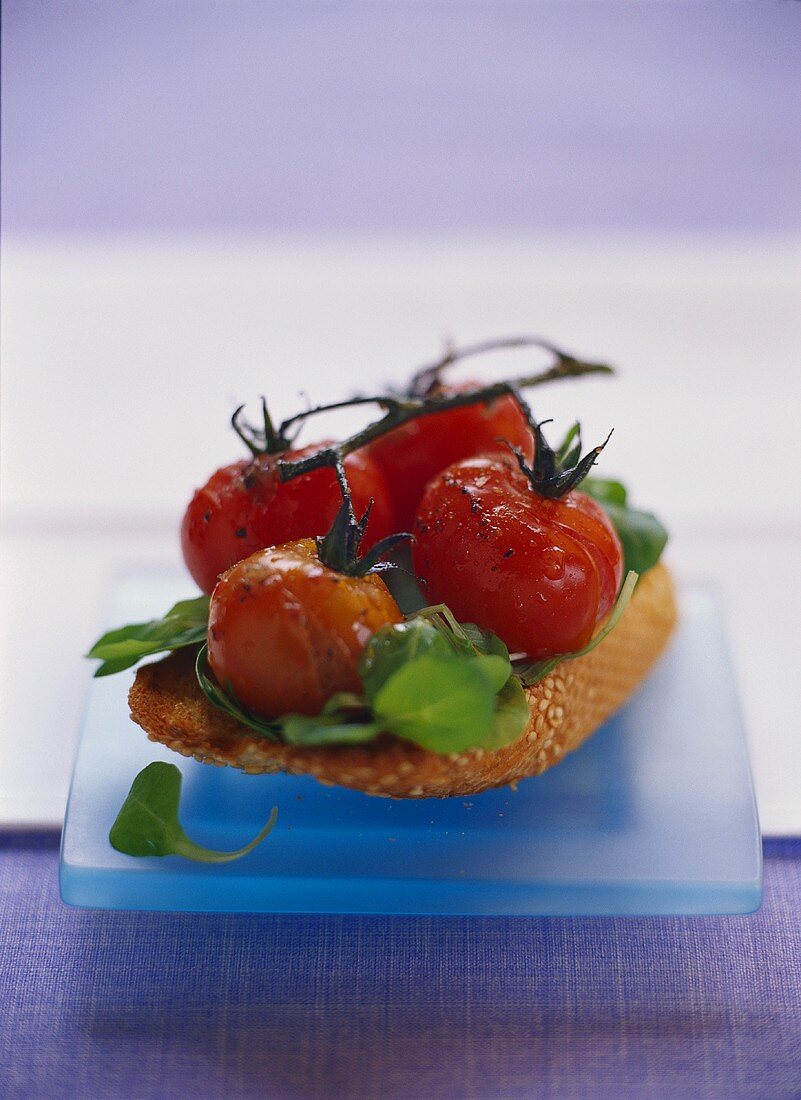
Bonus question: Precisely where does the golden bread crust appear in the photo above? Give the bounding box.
[128,563,678,797]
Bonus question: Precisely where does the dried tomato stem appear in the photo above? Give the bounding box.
[332,453,357,524]
[279,395,404,440]
[407,334,603,398]
[232,397,294,456]
[508,420,614,499]
[278,357,612,485]
[308,451,411,577]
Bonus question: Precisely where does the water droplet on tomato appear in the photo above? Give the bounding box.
[542,546,565,580]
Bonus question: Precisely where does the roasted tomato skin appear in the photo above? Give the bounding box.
[364,384,534,531]
[412,455,623,659]
[182,443,395,594]
[207,540,403,718]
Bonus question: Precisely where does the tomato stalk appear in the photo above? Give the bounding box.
[231,396,296,456]
[405,334,608,399]
[316,495,412,578]
[277,354,613,486]
[506,414,614,500]
[312,453,411,578]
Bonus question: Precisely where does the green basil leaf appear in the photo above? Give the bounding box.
[90,654,152,678]
[410,603,510,661]
[459,623,510,661]
[359,618,453,699]
[166,596,211,619]
[470,653,513,694]
[321,691,371,715]
[602,502,668,575]
[286,691,376,744]
[409,604,476,656]
[583,478,668,574]
[484,673,530,750]
[282,714,380,746]
[109,762,277,863]
[372,654,498,753]
[583,476,628,506]
[88,594,210,677]
[556,420,583,469]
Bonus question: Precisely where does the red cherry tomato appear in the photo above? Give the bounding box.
[207,540,402,718]
[182,443,395,594]
[365,384,534,531]
[413,454,623,659]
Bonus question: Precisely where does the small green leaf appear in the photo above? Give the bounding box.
[602,502,669,575]
[583,478,668,574]
[109,762,278,863]
[359,618,453,698]
[583,476,628,506]
[555,420,583,469]
[93,654,153,678]
[459,623,510,661]
[470,653,513,694]
[409,603,510,661]
[167,596,211,619]
[373,654,498,753]
[484,673,530,750]
[409,604,476,656]
[88,595,210,676]
[282,714,380,746]
[321,691,370,715]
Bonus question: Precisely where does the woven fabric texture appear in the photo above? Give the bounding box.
[1,837,800,1099]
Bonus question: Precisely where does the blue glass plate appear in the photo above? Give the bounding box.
[60,577,761,915]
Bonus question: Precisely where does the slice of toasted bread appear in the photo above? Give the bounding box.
[129,563,677,798]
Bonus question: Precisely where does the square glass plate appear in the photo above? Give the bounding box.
[60,577,761,916]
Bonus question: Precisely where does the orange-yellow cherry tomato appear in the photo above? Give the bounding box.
[207,539,402,718]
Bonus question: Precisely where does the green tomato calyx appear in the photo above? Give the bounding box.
[316,498,412,578]
[231,396,297,456]
[508,419,613,500]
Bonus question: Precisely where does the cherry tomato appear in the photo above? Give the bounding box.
[207,540,402,718]
[364,384,534,530]
[413,454,623,659]
[182,442,395,594]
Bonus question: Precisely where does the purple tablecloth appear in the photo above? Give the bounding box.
[2,833,799,1099]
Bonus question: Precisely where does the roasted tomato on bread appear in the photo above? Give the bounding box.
[365,384,534,531]
[413,452,623,658]
[207,538,402,718]
[87,335,674,865]
[182,441,394,595]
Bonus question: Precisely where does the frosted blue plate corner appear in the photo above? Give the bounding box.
[60,578,762,916]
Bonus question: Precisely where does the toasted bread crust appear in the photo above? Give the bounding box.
[128,563,677,797]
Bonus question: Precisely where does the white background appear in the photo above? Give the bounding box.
[2,233,800,831]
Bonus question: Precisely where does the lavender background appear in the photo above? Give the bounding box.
[3,0,800,233]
